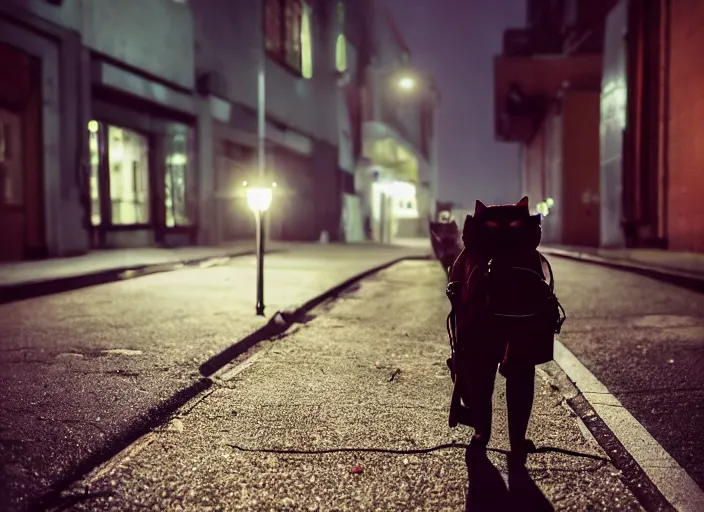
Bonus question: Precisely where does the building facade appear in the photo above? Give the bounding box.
[0,0,437,261]
[355,5,438,243]
[601,0,704,252]
[193,0,359,245]
[496,0,704,253]
[494,0,613,247]
[0,0,200,260]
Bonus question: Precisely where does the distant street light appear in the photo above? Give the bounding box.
[246,182,274,316]
[397,75,417,91]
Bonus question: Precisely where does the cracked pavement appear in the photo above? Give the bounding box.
[0,245,425,512]
[55,261,641,511]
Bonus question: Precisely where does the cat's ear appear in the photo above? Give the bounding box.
[474,200,487,215]
[516,196,530,209]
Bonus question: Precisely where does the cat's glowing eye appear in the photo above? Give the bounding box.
[485,221,499,229]
[509,220,522,228]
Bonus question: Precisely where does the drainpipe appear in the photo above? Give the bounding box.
[657,0,670,247]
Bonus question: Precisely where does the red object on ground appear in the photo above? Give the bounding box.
[350,464,363,474]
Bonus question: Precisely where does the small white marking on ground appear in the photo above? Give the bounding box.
[554,339,704,512]
[102,349,143,356]
[199,257,231,268]
[55,353,85,360]
[213,351,264,382]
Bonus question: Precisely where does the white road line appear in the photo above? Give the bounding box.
[554,339,704,512]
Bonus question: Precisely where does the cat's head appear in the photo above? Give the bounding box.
[462,196,541,257]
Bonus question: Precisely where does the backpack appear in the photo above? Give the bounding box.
[451,251,566,366]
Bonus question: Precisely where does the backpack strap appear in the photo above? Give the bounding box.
[539,252,555,294]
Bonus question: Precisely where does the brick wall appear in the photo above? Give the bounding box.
[667,0,704,252]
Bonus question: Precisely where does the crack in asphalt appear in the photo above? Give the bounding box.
[59,419,109,437]
[0,359,55,366]
[0,407,110,437]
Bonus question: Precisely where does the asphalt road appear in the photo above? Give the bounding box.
[56,261,638,511]
[1,249,699,511]
[0,245,424,512]
[550,256,704,490]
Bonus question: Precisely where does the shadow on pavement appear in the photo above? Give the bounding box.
[29,378,212,512]
[198,310,316,377]
[465,448,554,512]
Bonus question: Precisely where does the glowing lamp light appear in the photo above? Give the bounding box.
[546,197,555,208]
[246,187,273,212]
[398,76,416,91]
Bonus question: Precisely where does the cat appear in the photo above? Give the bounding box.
[459,196,542,266]
[429,219,463,278]
[447,196,549,459]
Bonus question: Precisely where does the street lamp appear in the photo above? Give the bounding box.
[245,181,274,316]
[396,74,417,92]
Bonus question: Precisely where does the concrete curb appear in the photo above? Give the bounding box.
[200,253,433,378]
[0,249,286,305]
[541,248,704,293]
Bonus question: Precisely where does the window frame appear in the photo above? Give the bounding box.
[163,126,196,228]
[88,120,197,232]
[264,0,310,76]
[105,124,152,227]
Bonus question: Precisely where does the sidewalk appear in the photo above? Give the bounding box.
[0,241,290,287]
[541,244,704,290]
[0,239,432,304]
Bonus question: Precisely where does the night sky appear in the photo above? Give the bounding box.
[383,0,526,208]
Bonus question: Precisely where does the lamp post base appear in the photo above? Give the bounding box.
[255,209,266,317]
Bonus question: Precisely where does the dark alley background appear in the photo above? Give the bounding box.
[384,0,526,207]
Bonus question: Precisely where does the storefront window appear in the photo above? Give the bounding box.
[164,127,193,227]
[88,120,101,226]
[108,126,150,225]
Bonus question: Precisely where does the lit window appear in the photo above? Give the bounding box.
[165,128,193,227]
[88,120,101,226]
[335,33,347,72]
[108,126,150,225]
[335,2,346,72]
[301,3,313,78]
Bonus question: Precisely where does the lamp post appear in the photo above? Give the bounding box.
[243,47,270,317]
[246,182,273,316]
